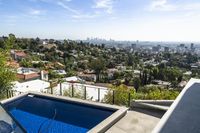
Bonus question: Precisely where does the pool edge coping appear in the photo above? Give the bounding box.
[1,91,128,133]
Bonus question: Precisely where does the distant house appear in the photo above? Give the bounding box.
[107,68,118,79]
[183,71,192,76]
[78,73,97,82]
[152,80,171,87]
[42,43,57,49]
[191,64,198,69]
[17,67,48,81]
[42,40,47,45]
[55,62,65,68]
[133,70,141,74]
[178,81,187,88]
[53,70,67,75]
[161,60,168,64]
[116,65,126,71]
[10,50,27,61]
[32,61,48,64]
[63,76,85,83]
[144,59,159,67]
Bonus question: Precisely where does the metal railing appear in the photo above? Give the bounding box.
[0,83,133,107]
[48,82,133,107]
[0,89,24,101]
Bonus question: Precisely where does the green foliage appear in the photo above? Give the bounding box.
[133,77,141,92]
[20,59,32,67]
[104,84,135,106]
[89,58,106,82]
[49,70,64,79]
[135,86,179,100]
[0,42,16,98]
[139,66,183,87]
[5,34,16,49]
[66,70,77,77]
[104,84,179,106]
[32,61,45,69]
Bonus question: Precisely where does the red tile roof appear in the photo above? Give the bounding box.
[15,51,27,57]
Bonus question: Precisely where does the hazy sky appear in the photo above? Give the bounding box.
[0,0,200,41]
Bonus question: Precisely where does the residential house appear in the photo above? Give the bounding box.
[10,50,27,61]
[17,67,48,81]
[78,72,97,82]
[53,70,67,75]
[63,76,85,83]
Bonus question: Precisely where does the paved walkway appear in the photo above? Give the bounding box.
[106,109,165,133]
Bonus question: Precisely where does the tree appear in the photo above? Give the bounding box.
[49,70,64,79]
[0,51,16,91]
[133,77,141,92]
[140,69,148,85]
[0,37,16,99]
[89,58,106,82]
[104,84,135,106]
[4,34,15,49]
[20,59,32,67]
[136,86,179,100]
[126,53,134,67]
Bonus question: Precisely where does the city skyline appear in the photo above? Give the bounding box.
[0,0,200,41]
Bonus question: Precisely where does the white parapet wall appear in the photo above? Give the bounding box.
[152,78,200,133]
[53,82,109,102]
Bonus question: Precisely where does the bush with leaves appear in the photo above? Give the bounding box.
[0,36,16,99]
[104,84,135,106]
[135,86,179,100]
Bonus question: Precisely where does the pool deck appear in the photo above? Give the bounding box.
[106,108,165,133]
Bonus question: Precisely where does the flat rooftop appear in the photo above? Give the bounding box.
[108,78,200,133]
[106,108,165,133]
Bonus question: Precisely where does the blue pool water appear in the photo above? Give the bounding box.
[10,109,88,133]
[5,96,116,133]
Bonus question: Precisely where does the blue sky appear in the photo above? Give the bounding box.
[0,0,200,41]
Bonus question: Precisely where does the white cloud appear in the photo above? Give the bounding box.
[149,0,200,12]
[57,1,79,14]
[93,0,114,14]
[29,9,42,15]
[57,1,101,20]
[149,0,176,11]
[72,12,99,19]
[182,3,200,11]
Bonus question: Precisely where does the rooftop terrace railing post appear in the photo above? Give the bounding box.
[50,81,53,94]
[50,87,53,94]
[6,90,9,98]
[11,90,14,97]
[112,90,115,105]
[72,84,74,97]
[8,90,11,98]
[128,92,131,107]
[98,88,100,102]
[84,86,87,100]
[60,83,62,96]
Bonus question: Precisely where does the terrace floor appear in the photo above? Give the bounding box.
[106,108,165,133]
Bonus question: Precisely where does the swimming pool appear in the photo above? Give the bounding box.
[2,92,127,133]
